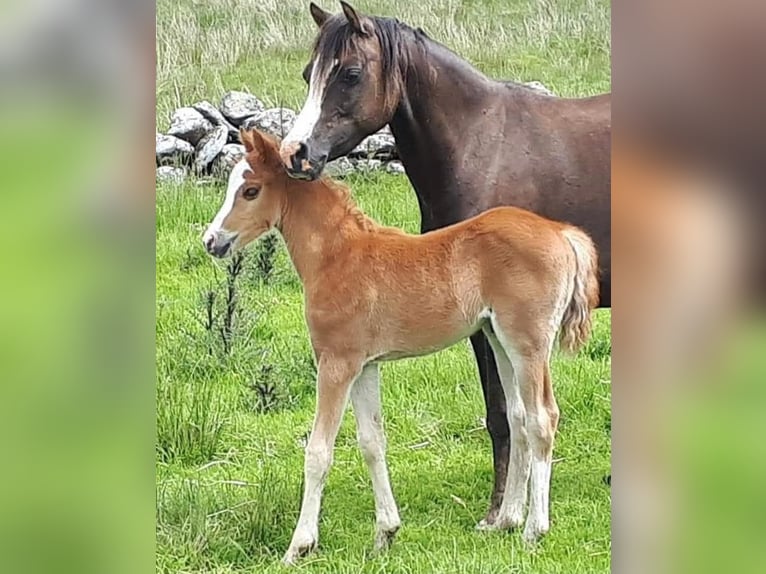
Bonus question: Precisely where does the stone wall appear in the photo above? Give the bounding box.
[156,82,554,184]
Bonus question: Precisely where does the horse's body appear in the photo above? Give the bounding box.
[203,130,599,564]
[279,3,610,524]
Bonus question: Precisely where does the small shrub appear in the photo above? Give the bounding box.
[252,232,278,284]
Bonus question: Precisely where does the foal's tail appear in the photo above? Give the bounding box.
[558,226,600,354]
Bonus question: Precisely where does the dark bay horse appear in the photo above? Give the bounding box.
[279,1,611,528]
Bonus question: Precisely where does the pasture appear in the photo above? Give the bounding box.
[156,0,611,572]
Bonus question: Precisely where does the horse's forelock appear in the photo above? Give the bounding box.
[311,15,407,85]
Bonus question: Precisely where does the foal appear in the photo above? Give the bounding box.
[203,130,599,565]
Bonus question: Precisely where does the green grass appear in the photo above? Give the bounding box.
[156,1,611,572]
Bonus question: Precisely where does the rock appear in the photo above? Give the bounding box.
[156,166,188,184]
[385,160,406,175]
[193,100,239,141]
[219,91,265,125]
[167,107,213,145]
[240,107,296,139]
[349,132,397,160]
[156,133,194,166]
[324,157,355,178]
[523,81,555,96]
[195,125,228,173]
[352,158,384,173]
[211,143,246,177]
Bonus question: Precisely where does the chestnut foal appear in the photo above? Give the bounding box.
[203,130,599,565]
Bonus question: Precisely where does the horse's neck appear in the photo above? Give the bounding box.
[390,39,498,224]
[278,185,361,283]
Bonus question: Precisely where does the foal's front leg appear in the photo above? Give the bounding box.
[350,363,401,551]
[283,356,363,565]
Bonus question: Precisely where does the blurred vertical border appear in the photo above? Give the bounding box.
[0,1,155,573]
[613,0,766,572]
[2,0,766,572]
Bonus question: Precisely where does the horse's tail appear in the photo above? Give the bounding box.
[558,226,600,354]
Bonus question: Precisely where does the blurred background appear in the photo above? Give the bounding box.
[0,0,764,572]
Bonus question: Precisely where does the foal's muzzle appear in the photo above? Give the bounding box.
[280,140,328,181]
[203,230,237,258]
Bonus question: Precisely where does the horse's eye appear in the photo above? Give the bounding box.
[342,67,362,84]
[242,186,260,200]
[302,64,312,84]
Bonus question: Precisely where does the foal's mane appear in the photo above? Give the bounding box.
[315,176,379,233]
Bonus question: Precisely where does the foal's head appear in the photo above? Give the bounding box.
[280,2,407,180]
[203,130,287,258]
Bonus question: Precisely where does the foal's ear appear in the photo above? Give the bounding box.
[309,2,330,27]
[240,128,267,155]
[340,1,370,36]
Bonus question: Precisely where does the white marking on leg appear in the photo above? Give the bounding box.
[282,59,337,146]
[480,320,530,531]
[523,406,554,543]
[526,453,552,541]
[202,158,248,244]
[350,363,400,550]
[284,358,359,564]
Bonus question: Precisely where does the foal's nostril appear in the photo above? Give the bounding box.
[204,234,216,254]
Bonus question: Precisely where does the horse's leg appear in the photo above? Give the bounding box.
[470,332,511,527]
[350,363,400,551]
[477,327,529,531]
[283,355,362,565]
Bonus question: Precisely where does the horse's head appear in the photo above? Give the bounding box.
[280,2,402,180]
[203,130,287,258]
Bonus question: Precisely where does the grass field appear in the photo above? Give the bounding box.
[156,1,611,572]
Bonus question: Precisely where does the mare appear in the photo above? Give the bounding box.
[279,2,611,525]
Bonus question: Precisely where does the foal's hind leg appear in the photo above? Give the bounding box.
[470,333,511,527]
[478,326,529,531]
[350,363,401,551]
[489,318,559,543]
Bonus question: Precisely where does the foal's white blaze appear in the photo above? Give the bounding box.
[202,158,248,245]
[282,59,337,147]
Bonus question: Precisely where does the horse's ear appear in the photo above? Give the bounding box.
[340,1,370,36]
[309,2,330,27]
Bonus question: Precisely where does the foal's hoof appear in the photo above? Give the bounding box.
[475,517,497,531]
[477,506,524,532]
[475,506,501,531]
[282,539,317,566]
[522,522,549,545]
[373,524,400,553]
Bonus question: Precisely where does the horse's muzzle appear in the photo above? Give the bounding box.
[280,140,327,181]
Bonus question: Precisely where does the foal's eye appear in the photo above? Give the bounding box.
[342,67,362,84]
[242,187,260,200]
